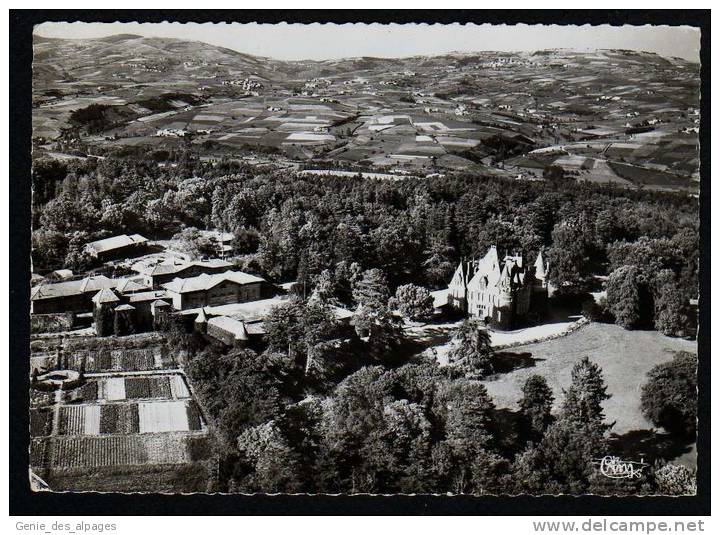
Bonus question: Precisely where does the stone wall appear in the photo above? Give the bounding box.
[30,313,75,334]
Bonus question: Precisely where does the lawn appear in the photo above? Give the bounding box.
[480,322,697,466]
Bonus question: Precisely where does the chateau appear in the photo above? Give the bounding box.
[447,246,549,330]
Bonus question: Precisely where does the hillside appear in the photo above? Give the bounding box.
[32,35,700,192]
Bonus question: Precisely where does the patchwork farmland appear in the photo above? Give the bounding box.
[32,36,699,192]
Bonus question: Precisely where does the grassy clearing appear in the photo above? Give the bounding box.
[481,322,695,433]
[480,322,697,466]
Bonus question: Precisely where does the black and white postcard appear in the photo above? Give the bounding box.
[10,10,709,517]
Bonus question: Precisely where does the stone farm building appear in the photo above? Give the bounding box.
[30,275,147,314]
[162,270,266,310]
[447,246,548,330]
[84,234,148,263]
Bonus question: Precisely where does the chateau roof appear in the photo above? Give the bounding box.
[467,247,526,290]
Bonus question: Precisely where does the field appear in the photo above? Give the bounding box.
[32,36,700,192]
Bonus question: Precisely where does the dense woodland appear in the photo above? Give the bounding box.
[33,153,698,336]
[31,154,699,494]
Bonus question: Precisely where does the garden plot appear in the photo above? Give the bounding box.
[49,435,149,468]
[59,405,100,436]
[169,375,190,399]
[84,405,101,435]
[30,409,53,437]
[67,346,163,372]
[138,400,190,433]
[103,377,126,401]
[43,417,201,468]
[59,406,85,436]
[99,403,140,434]
[30,438,48,467]
[124,376,173,400]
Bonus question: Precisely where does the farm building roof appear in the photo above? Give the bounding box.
[85,234,148,254]
[178,296,285,321]
[431,289,449,309]
[128,290,169,303]
[92,288,120,304]
[244,321,266,335]
[195,308,208,323]
[114,278,148,294]
[49,269,74,280]
[179,296,352,325]
[162,270,265,294]
[114,304,136,311]
[143,258,233,277]
[31,275,116,301]
[152,299,171,307]
[208,316,249,341]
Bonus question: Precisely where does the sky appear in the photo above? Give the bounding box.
[34,22,701,63]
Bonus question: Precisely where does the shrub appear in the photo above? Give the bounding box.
[447,319,494,379]
[390,284,435,320]
[653,464,696,495]
[581,298,606,322]
[519,375,555,438]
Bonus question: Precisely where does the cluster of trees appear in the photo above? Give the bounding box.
[32,154,698,338]
[182,313,695,495]
[603,234,698,337]
[68,104,134,134]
